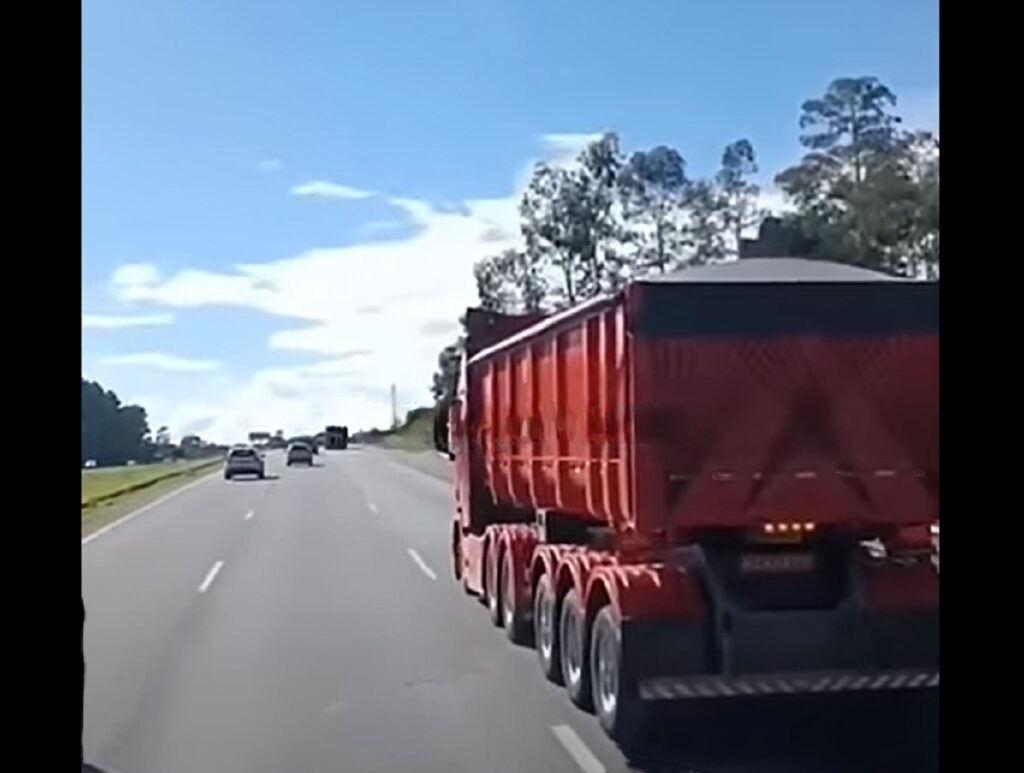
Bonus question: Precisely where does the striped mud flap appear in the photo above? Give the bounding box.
[639,669,940,700]
[619,605,939,702]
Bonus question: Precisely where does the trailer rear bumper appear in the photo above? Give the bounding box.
[639,668,939,700]
[619,606,938,700]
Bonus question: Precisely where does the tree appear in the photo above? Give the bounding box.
[778,75,901,268]
[897,131,940,278]
[717,139,764,257]
[474,248,547,312]
[688,180,728,265]
[520,164,581,305]
[520,133,626,306]
[81,379,152,466]
[431,342,463,403]
[473,252,515,312]
[619,146,691,273]
[797,76,902,190]
[776,76,938,276]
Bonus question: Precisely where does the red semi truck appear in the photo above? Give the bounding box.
[438,259,938,744]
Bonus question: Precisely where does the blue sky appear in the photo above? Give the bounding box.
[82,0,939,441]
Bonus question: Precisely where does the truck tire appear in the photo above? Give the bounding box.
[534,574,562,683]
[224,471,232,480]
[451,523,463,583]
[502,549,530,644]
[590,604,646,747]
[486,548,502,626]
[559,588,593,710]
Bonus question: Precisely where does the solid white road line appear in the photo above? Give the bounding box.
[244,509,255,521]
[551,725,606,773]
[81,471,217,547]
[406,548,438,581]
[198,560,225,593]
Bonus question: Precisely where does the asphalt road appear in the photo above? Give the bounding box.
[83,448,938,773]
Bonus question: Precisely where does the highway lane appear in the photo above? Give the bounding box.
[83,448,937,773]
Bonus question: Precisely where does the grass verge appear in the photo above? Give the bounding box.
[81,459,220,538]
[359,407,435,451]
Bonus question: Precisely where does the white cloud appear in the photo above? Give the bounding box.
[104,130,745,440]
[510,131,606,190]
[108,189,521,437]
[148,363,428,443]
[756,186,795,219]
[107,183,515,436]
[291,180,374,200]
[82,313,174,330]
[111,263,161,288]
[258,159,283,172]
[102,352,222,373]
[541,132,605,155]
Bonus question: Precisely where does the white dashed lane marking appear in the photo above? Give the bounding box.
[198,561,225,593]
[406,549,437,581]
[551,725,606,773]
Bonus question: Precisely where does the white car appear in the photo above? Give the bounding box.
[225,446,265,480]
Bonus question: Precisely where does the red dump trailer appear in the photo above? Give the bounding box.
[439,259,938,743]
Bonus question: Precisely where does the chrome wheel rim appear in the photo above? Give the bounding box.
[596,626,618,716]
[486,558,498,613]
[537,588,553,660]
[563,612,581,685]
[503,561,515,628]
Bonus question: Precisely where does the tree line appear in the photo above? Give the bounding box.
[431,76,939,403]
[81,379,152,467]
[82,378,221,467]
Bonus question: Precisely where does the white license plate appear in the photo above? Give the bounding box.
[739,553,816,574]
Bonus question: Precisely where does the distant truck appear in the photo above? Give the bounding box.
[325,425,349,450]
[437,260,938,745]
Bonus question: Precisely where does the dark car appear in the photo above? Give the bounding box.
[286,442,314,466]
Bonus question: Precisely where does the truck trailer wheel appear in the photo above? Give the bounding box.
[450,523,464,584]
[485,548,502,626]
[559,589,593,710]
[534,574,562,683]
[502,550,531,644]
[590,604,646,747]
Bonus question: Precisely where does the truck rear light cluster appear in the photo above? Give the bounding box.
[763,522,815,534]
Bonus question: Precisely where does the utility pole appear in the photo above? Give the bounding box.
[390,384,399,429]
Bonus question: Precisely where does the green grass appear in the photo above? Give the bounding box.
[81,459,222,538]
[360,407,435,451]
[82,459,219,507]
[81,461,221,538]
